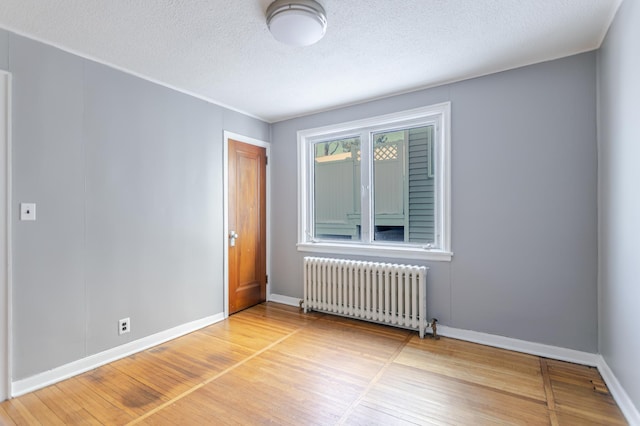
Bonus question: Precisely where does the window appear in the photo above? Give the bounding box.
[298,103,451,261]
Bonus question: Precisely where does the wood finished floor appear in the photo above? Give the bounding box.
[0,302,627,425]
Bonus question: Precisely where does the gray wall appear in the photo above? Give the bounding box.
[3,30,269,380]
[0,31,7,69]
[271,53,598,352]
[598,0,640,411]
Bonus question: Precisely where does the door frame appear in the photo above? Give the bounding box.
[223,131,270,318]
[0,70,12,401]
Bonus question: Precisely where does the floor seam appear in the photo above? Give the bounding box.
[540,358,560,426]
[336,331,414,425]
[126,309,323,425]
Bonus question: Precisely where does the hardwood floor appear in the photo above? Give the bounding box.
[0,303,627,425]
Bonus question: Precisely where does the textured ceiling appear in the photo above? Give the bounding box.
[0,0,622,122]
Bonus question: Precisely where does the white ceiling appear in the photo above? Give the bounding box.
[0,0,622,122]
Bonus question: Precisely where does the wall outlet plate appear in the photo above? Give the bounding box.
[20,203,36,221]
[118,317,130,335]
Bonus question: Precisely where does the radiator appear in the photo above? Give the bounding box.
[303,256,434,338]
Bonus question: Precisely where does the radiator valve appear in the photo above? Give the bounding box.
[430,318,439,340]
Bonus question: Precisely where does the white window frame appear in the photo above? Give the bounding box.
[297,103,452,261]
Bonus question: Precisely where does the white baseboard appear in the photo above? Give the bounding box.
[427,325,639,425]
[276,295,640,422]
[11,313,225,398]
[437,325,600,366]
[597,356,640,426]
[268,293,301,307]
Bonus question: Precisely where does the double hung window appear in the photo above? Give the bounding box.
[298,103,451,261]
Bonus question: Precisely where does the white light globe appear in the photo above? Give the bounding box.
[266,0,327,47]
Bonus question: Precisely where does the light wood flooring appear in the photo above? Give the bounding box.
[0,302,627,425]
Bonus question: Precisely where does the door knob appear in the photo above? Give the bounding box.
[229,231,239,247]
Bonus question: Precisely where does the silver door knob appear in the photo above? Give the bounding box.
[229,231,239,247]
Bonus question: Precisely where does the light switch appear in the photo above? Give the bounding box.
[20,203,36,221]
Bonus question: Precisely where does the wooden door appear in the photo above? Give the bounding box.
[228,139,267,314]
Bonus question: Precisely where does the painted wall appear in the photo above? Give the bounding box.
[3,30,269,380]
[598,0,640,411]
[271,53,598,352]
[0,31,7,69]
[0,71,10,401]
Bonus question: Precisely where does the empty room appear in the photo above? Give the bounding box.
[0,0,638,424]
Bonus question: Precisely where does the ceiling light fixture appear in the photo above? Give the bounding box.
[266,0,327,47]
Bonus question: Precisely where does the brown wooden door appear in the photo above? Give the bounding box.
[228,139,267,314]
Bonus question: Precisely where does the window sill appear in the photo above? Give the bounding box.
[296,242,453,262]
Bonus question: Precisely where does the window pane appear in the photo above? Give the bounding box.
[313,137,361,241]
[372,126,435,244]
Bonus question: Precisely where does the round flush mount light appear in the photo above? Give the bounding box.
[266,0,327,47]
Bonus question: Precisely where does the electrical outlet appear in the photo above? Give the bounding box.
[118,317,130,335]
[20,203,36,221]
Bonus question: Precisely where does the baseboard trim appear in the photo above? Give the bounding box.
[597,356,640,425]
[425,325,639,425]
[11,313,225,398]
[437,325,600,366]
[268,293,301,307]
